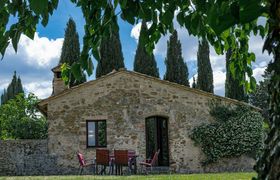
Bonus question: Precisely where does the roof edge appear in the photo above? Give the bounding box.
[38,69,261,111]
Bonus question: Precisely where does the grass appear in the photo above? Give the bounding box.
[0,172,256,180]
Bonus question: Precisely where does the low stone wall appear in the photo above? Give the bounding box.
[0,139,255,175]
[171,155,255,174]
[203,155,255,173]
[0,140,56,175]
[0,140,87,176]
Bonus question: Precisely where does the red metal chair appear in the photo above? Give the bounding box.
[76,152,94,175]
[139,149,160,174]
[114,150,129,175]
[96,149,111,175]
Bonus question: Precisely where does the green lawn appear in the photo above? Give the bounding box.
[0,172,256,180]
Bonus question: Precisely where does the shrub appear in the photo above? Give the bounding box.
[191,104,264,164]
[0,93,47,139]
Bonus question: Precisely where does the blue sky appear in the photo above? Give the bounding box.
[0,1,271,99]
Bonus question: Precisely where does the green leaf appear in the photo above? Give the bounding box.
[120,9,135,24]
[239,4,266,24]
[206,3,237,35]
[214,41,222,55]
[41,14,49,27]
[0,33,10,58]
[161,10,173,25]
[247,53,256,65]
[24,28,35,39]
[229,61,236,78]
[230,1,239,21]
[111,0,117,9]
[176,12,185,27]
[61,63,70,84]
[52,0,59,9]
[0,41,9,59]
[12,30,21,52]
[250,77,257,91]
[29,0,48,15]
[221,29,230,40]
[120,0,127,9]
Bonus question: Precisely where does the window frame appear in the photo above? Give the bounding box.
[86,120,107,148]
[56,72,62,78]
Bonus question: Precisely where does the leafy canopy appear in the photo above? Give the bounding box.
[0,93,47,139]
[0,0,267,91]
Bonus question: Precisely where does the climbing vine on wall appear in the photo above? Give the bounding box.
[190,103,264,165]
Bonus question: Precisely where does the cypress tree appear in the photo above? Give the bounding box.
[134,21,159,78]
[249,68,270,119]
[59,18,86,87]
[164,30,189,86]
[1,71,24,105]
[16,76,24,95]
[1,89,7,105]
[96,17,125,78]
[225,49,247,101]
[192,77,197,88]
[197,39,214,93]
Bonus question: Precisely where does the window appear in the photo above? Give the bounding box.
[86,120,107,147]
[56,72,62,78]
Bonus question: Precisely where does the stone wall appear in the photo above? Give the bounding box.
[40,70,256,174]
[0,140,71,175]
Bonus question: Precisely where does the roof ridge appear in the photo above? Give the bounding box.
[38,69,260,111]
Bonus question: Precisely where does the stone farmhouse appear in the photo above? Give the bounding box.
[35,65,257,174]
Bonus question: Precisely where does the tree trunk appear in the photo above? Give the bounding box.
[255,0,280,179]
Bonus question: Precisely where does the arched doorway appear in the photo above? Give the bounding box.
[145,116,169,166]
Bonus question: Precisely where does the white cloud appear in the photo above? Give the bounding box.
[130,22,153,41]
[189,71,226,96]
[130,23,142,41]
[213,71,226,96]
[0,32,63,99]
[24,81,53,99]
[6,33,64,67]
[253,67,266,83]
[0,81,9,92]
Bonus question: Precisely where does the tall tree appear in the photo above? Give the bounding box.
[59,18,85,87]
[164,30,189,86]
[0,89,7,105]
[249,68,270,120]
[96,15,125,78]
[134,21,159,78]
[196,39,214,93]
[192,77,197,89]
[225,49,247,101]
[1,71,24,105]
